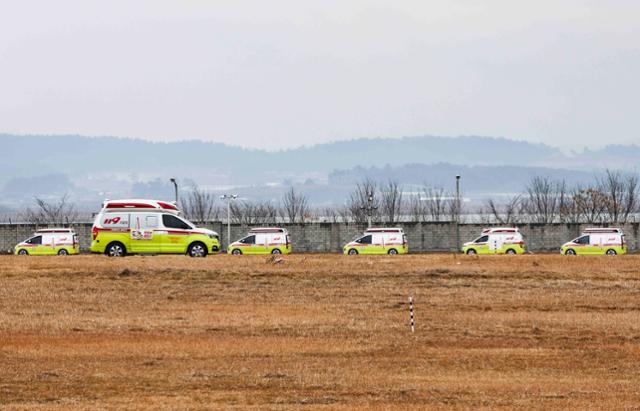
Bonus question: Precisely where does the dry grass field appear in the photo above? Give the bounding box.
[1,253,640,410]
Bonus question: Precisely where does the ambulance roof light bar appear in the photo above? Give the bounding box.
[249,227,287,234]
[365,227,404,233]
[583,227,623,234]
[102,199,180,214]
[482,227,519,234]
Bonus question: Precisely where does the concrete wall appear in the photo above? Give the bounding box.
[1,222,639,253]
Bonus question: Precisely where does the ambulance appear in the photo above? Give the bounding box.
[462,227,526,255]
[15,228,80,256]
[343,227,408,255]
[228,227,292,255]
[561,227,626,255]
[89,199,220,257]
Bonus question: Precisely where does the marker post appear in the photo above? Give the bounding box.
[409,296,414,333]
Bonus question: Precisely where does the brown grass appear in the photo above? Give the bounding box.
[1,254,640,410]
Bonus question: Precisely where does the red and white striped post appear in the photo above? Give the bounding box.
[409,296,415,333]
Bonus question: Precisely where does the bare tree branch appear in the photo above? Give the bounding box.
[281,187,310,223]
[347,178,379,224]
[180,184,218,223]
[380,180,403,224]
[22,194,79,225]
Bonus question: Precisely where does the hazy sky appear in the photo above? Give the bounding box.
[1,1,639,149]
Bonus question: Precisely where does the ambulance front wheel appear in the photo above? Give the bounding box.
[18,249,28,255]
[388,248,398,255]
[57,249,69,256]
[188,242,208,257]
[506,249,517,255]
[606,249,617,256]
[231,249,242,255]
[106,242,126,257]
[466,249,477,255]
[348,249,358,255]
[271,248,282,254]
[565,249,576,256]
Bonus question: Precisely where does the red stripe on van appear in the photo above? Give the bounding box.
[164,230,206,236]
[158,201,178,210]
[106,203,155,209]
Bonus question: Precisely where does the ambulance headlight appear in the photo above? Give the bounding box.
[209,234,219,240]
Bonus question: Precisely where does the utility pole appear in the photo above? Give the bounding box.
[169,178,178,205]
[220,194,238,250]
[455,175,461,252]
[361,191,377,228]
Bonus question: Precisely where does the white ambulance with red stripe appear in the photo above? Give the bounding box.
[343,227,408,255]
[89,199,220,257]
[15,228,80,256]
[462,227,526,255]
[561,227,627,255]
[228,227,292,255]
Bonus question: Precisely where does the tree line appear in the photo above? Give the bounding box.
[17,169,640,225]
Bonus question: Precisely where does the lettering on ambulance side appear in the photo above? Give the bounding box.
[101,214,130,232]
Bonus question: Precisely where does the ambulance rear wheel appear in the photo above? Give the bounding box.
[231,249,242,255]
[506,249,516,255]
[348,249,358,255]
[388,248,398,255]
[57,249,69,256]
[565,249,576,256]
[106,242,126,257]
[188,242,207,258]
[271,248,282,254]
[606,249,617,256]
[466,249,477,255]
[18,249,28,255]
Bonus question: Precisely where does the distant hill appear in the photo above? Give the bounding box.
[1,134,564,181]
[2,133,639,208]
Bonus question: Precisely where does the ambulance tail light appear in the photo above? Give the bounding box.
[92,226,99,240]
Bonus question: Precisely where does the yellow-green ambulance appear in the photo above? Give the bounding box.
[343,227,408,255]
[462,227,526,255]
[228,227,292,255]
[15,228,80,256]
[90,199,220,257]
[561,227,626,255]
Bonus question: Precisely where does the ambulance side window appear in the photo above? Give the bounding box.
[240,235,256,244]
[475,235,489,243]
[575,235,589,245]
[145,215,158,229]
[26,236,42,245]
[162,214,191,230]
[357,235,372,245]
